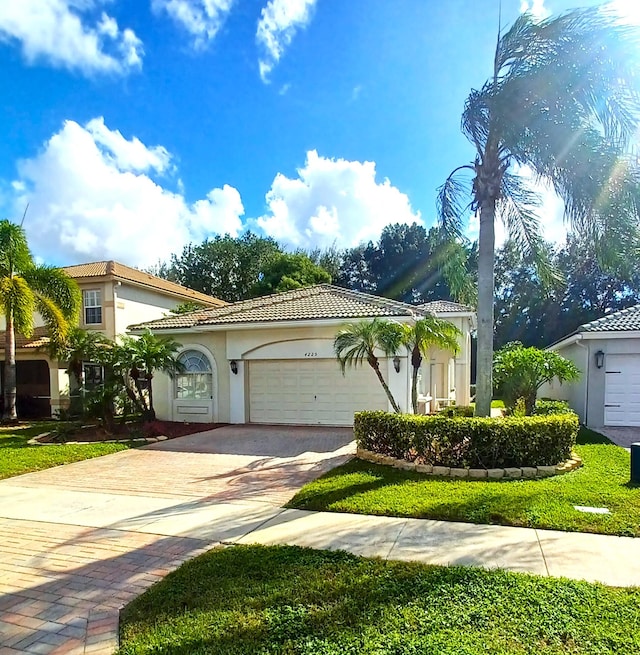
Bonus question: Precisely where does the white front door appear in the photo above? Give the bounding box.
[248,359,389,426]
[604,354,640,426]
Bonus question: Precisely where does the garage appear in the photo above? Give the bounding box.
[604,354,640,427]
[249,359,389,426]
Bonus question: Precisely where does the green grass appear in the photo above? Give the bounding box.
[0,421,129,479]
[288,427,640,537]
[118,544,640,655]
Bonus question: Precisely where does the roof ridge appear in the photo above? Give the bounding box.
[580,303,640,331]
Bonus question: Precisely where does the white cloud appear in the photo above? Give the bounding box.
[256,0,316,82]
[152,0,235,49]
[256,150,421,248]
[519,0,551,19]
[0,1,143,75]
[11,119,244,267]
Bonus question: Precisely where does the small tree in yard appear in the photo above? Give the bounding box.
[334,319,403,413]
[118,330,184,420]
[401,317,461,414]
[493,342,579,415]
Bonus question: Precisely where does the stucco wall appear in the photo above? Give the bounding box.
[115,284,184,336]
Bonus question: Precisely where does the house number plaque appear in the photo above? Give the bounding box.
[304,352,318,357]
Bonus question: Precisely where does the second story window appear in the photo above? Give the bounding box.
[83,290,102,325]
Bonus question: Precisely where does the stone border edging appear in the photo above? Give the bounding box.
[356,447,582,479]
[27,433,169,446]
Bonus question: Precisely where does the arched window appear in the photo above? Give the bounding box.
[175,350,213,399]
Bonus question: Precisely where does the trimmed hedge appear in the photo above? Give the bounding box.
[354,411,579,469]
[437,405,475,418]
[534,399,574,416]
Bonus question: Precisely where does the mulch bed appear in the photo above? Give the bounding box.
[37,421,227,444]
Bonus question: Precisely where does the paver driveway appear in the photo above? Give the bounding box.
[0,425,354,654]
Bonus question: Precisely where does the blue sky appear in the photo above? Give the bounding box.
[0,0,633,267]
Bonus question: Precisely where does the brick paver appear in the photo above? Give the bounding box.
[0,426,354,653]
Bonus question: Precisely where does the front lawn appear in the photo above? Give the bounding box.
[118,544,640,655]
[0,422,129,479]
[288,427,640,537]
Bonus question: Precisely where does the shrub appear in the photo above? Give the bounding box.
[534,399,574,416]
[354,411,578,469]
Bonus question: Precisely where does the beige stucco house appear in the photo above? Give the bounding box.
[542,304,640,428]
[130,285,476,426]
[0,261,224,417]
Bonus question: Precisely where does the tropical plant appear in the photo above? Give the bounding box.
[438,7,640,416]
[47,327,111,386]
[118,330,184,420]
[334,318,403,412]
[0,219,81,420]
[493,342,580,416]
[401,317,461,414]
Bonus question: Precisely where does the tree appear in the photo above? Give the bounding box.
[401,317,461,414]
[251,253,331,296]
[162,232,282,302]
[48,327,111,387]
[118,330,184,420]
[438,8,640,416]
[493,342,579,415]
[334,319,403,412]
[0,220,80,420]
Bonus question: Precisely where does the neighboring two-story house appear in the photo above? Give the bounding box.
[0,261,225,417]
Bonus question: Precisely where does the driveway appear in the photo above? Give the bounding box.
[0,425,354,654]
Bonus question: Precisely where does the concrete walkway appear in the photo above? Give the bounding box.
[597,426,640,449]
[1,425,640,654]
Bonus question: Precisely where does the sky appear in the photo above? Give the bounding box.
[0,0,638,268]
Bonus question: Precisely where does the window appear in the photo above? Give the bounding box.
[83,290,102,325]
[83,363,104,389]
[176,350,213,399]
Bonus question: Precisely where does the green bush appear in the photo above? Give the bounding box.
[354,411,578,469]
[534,399,574,416]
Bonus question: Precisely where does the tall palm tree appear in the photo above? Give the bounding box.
[0,220,80,420]
[401,317,461,414]
[119,329,184,420]
[438,7,640,416]
[334,318,403,412]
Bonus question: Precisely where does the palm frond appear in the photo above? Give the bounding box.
[437,167,474,240]
[0,220,32,277]
[0,276,35,336]
[24,266,81,322]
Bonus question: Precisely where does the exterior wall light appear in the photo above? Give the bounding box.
[393,355,401,373]
[595,350,605,369]
[229,360,238,375]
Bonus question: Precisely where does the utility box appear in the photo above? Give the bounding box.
[632,443,640,484]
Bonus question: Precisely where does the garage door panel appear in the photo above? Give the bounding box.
[249,359,389,426]
[605,354,640,426]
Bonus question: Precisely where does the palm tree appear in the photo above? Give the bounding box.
[48,327,111,386]
[334,318,403,412]
[0,220,80,420]
[401,317,461,414]
[119,329,184,420]
[438,7,640,416]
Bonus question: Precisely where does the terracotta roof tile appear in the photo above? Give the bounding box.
[0,327,50,351]
[63,261,226,307]
[579,304,640,332]
[129,284,469,331]
[417,300,475,313]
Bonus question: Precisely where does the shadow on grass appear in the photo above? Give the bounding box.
[576,427,615,446]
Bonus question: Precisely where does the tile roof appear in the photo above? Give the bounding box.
[62,261,226,307]
[129,284,449,331]
[0,327,50,351]
[417,300,475,314]
[579,304,640,333]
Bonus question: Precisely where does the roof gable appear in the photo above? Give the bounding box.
[63,261,225,307]
[129,284,455,331]
[417,300,474,314]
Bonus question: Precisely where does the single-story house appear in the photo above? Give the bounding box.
[542,303,640,427]
[129,284,476,426]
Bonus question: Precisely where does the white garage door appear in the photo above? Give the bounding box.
[249,359,390,426]
[604,354,640,426]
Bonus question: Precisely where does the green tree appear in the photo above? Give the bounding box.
[164,232,282,302]
[401,317,461,414]
[0,220,80,420]
[493,342,580,416]
[118,330,184,420]
[48,327,111,387]
[251,253,331,296]
[334,319,403,413]
[438,8,640,416]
